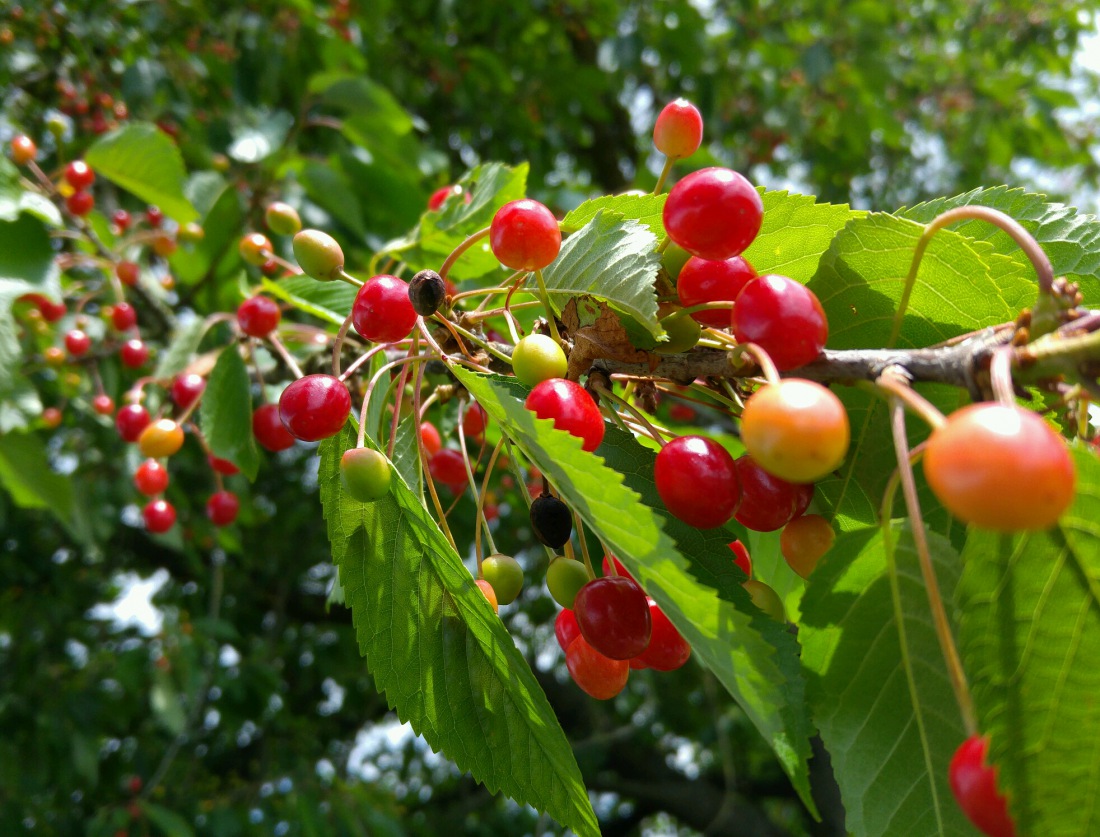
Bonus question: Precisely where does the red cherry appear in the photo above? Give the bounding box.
[654,435,739,529]
[65,329,91,357]
[252,403,296,451]
[461,402,489,438]
[733,455,812,532]
[116,404,151,442]
[38,297,67,322]
[236,295,281,337]
[208,455,239,476]
[65,160,95,190]
[653,98,703,160]
[419,421,442,456]
[732,275,829,371]
[427,184,457,211]
[142,499,177,533]
[171,373,206,410]
[428,448,468,492]
[728,540,752,576]
[42,407,63,429]
[949,735,1016,837]
[489,199,562,271]
[111,302,137,331]
[634,599,691,671]
[278,374,352,442]
[10,135,37,165]
[574,576,652,660]
[119,338,149,368]
[565,635,629,700]
[351,274,419,344]
[112,209,132,231]
[206,490,240,526]
[668,403,696,423]
[663,167,762,260]
[116,261,140,286]
[555,608,581,651]
[145,206,164,228]
[525,378,605,453]
[67,190,95,216]
[676,255,757,328]
[92,394,115,416]
[134,459,169,496]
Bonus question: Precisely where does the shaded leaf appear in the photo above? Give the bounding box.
[154,318,207,379]
[86,124,197,222]
[0,432,74,524]
[200,346,260,480]
[139,801,195,837]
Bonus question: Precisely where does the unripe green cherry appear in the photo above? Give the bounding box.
[743,579,785,621]
[340,447,392,502]
[481,554,524,605]
[546,555,591,609]
[265,201,302,236]
[511,333,568,386]
[661,241,691,280]
[293,229,345,282]
[654,303,701,354]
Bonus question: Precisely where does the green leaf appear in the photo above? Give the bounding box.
[561,193,666,235]
[199,346,260,480]
[227,109,294,164]
[0,157,62,226]
[153,318,207,380]
[451,368,818,812]
[800,523,969,835]
[86,124,198,223]
[0,432,74,522]
[261,275,357,327]
[0,213,59,288]
[139,801,195,837]
[318,429,599,837]
[392,413,422,495]
[541,211,663,338]
[956,444,1100,835]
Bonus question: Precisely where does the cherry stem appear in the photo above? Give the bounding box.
[457,408,496,564]
[266,333,304,380]
[874,371,947,430]
[439,226,491,280]
[661,301,733,324]
[532,269,562,345]
[359,354,426,446]
[884,395,978,737]
[474,439,506,567]
[386,336,418,461]
[413,359,457,551]
[726,340,780,386]
[653,156,675,195]
[337,270,364,288]
[340,342,389,384]
[436,315,513,364]
[573,510,597,579]
[591,381,667,445]
[331,309,356,378]
[989,346,1018,406]
[419,320,494,375]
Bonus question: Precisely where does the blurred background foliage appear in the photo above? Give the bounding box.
[1,0,1098,834]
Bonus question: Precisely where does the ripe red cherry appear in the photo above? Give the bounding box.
[653,98,703,160]
[142,499,177,533]
[171,373,206,410]
[111,302,137,331]
[732,275,829,371]
[427,184,459,211]
[428,448,468,491]
[676,255,757,328]
[351,274,418,344]
[112,210,132,231]
[555,608,582,651]
[92,394,115,416]
[42,407,63,429]
[119,338,149,368]
[252,403,296,451]
[419,421,442,456]
[654,435,739,529]
[728,540,752,576]
[461,402,489,438]
[525,378,605,453]
[10,135,37,165]
[208,455,239,476]
[489,199,562,271]
[67,190,95,216]
[116,261,140,286]
[574,576,652,660]
[566,635,630,699]
[924,403,1074,532]
[634,599,691,671]
[278,374,352,442]
[663,167,762,260]
[33,295,66,322]
[733,455,811,532]
[780,513,835,578]
[949,735,1016,837]
[65,329,91,357]
[65,160,96,190]
[116,404,151,442]
[206,491,240,526]
[145,206,164,228]
[134,459,169,496]
[236,295,281,337]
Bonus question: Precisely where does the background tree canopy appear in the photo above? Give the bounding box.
[1,1,1098,835]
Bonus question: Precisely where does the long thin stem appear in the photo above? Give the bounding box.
[725,341,780,386]
[386,336,419,461]
[475,440,506,565]
[574,509,596,579]
[653,156,675,195]
[533,269,562,344]
[591,381,668,445]
[331,309,356,378]
[266,333,304,380]
[439,227,491,280]
[457,411,494,568]
[989,346,1017,406]
[875,371,947,430]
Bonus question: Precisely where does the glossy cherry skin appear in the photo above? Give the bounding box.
[511,333,568,386]
[208,455,239,476]
[119,339,149,368]
[66,190,94,216]
[236,296,281,337]
[728,540,752,577]
[92,394,115,416]
[525,378,605,453]
[206,491,240,526]
[780,514,834,579]
[740,379,850,483]
[138,419,185,459]
[653,98,703,159]
[663,167,763,261]
[481,554,524,605]
[264,201,302,236]
[924,403,1075,532]
[65,160,96,190]
[475,578,499,613]
[278,374,352,442]
[238,233,272,266]
[949,735,1017,837]
[732,274,829,371]
[733,455,812,532]
[531,493,573,549]
[574,576,652,660]
[565,635,630,700]
[142,499,177,534]
[676,255,757,328]
[352,274,418,344]
[654,435,739,529]
[116,261,140,286]
[65,329,91,357]
[461,402,489,438]
[116,404,151,442]
[134,459,169,496]
[547,556,591,609]
[292,229,344,281]
[171,373,206,410]
[110,302,137,331]
[489,199,562,271]
[340,447,392,502]
[555,608,582,651]
[145,206,164,228]
[428,448,468,491]
[635,599,691,671]
[42,407,62,429]
[252,403,296,451]
[419,421,443,456]
[10,135,36,165]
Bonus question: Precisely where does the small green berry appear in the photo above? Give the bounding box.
[743,579,785,621]
[293,229,345,282]
[546,556,591,609]
[266,202,302,236]
[482,554,524,605]
[511,334,568,387]
[341,447,392,502]
[654,303,701,354]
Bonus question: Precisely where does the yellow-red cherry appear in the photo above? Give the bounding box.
[653,98,703,160]
[138,419,185,458]
[238,233,272,266]
[565,634,629,700]
[780,513,834,579]
[10,135,37,165]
